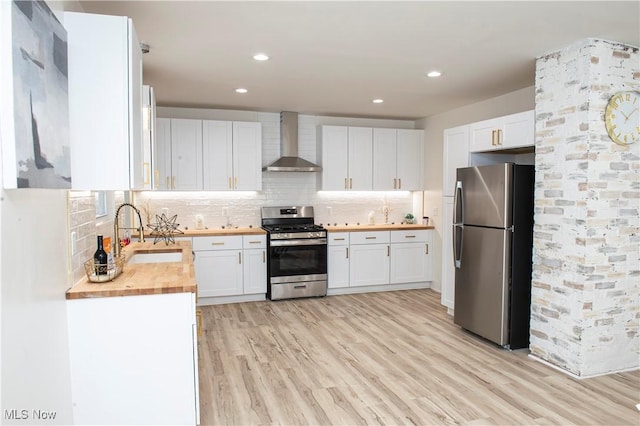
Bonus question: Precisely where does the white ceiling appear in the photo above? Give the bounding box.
[78,1,640,120]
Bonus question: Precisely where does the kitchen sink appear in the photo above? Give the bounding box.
[127,249,183,264]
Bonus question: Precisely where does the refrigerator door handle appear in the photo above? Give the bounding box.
[454,224,463,269]
[454,180,463,225]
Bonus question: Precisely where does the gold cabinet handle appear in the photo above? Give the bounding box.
[387,245,390,256]
[346,247,349,259]
[405,235,416,239]
[235,177,238,189]
[425,243,429,255]
[350,178,353,189]
[393,178,397,189]
[497,129,502,146]
[238,252,242,264]
[196,309,203,337]
[166,176,170,189]
[143,162,150,185]
[262,251,266,263]
[334,238,345,241]
[228,177,232,189]
[398,178,402,189]
[248,240,262,244]
[365,236,377,240]
[344,178,348,189]
[172,176,176,189]
[491,130,496,146]
[211,242,225,246]
[154,170,160,188]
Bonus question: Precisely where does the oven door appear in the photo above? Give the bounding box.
[268,239,327,283]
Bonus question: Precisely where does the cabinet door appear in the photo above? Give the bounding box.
[372,128,397,191]
[348,127,373,190]
[195,250,243,297]
[155,118,172,190]
[171,119,203,190]
[328,245,350,288]
[469,117,501,153]
[202,120,233,190]
[443,125,470,197]
[396,129,424,190]
[390,242,430,284]
[501,110,534,149]
[320,126,349,190]
[66,12,140,190]
[67,293,197,425]
[243,249,267,294]
[349,244,390,287]
[441,198,455,312]
[233,121,262,190]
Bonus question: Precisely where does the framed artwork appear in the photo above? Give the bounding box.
[1,0,71,189]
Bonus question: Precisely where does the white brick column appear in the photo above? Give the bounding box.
[531,39,639,377]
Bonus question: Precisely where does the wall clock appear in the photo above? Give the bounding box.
[604,91,640,146]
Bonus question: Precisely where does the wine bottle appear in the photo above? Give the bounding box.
[94,235,108,275]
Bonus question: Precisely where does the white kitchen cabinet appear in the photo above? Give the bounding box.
[390,230,432,284]
[441,197,455,313]
[194,235,243,297]
[242,235,267,294]
[349,231,390,287]
[328,232,350,289]
[154,118,205,190]
[65,12,143,190]
[469,110,534,152]
[443,125,470,197]
[318,126,372,190]
[202,121,262,191]
[373,129,424,191]
[67,292,199,425]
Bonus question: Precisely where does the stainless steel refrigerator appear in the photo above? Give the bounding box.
[453,163,534,349]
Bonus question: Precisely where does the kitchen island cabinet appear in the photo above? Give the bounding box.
[66,241,198,425]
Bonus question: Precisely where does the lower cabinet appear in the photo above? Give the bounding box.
[328,230,432,290]
[350,231,391,287]
[390,230,432,284]
[193,235,266,301]
[67,292,199,425]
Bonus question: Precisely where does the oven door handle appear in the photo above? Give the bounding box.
[269,238,327,247]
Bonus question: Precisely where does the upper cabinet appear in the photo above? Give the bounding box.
[373,128,424,191]
[318,126,373,191]
[155,118,261,191]
[469,110,534,153]
[203,121,261,191]
[65,12,143,190]
[442,125,470,197]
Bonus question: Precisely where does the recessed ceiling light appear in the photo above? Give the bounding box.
[234,88,248,94]
[427,70,442,78]
[372,98,384,104]
[253,53,269,61]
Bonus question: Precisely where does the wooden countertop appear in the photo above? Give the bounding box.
[179,227,266,237]
[66,240,196,300]
[325,224,435,232]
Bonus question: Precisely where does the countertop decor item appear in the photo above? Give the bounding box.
[147,212,184,245]
[404,213,415,224]
[84,254,125,283]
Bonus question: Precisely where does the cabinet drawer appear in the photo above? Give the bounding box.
[349,231,390,245]
[390,230,430,243]
[192,235,242,251]
[328,232,349,246]
[242,235,266,249]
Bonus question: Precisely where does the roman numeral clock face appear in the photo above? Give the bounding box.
[605,91,640,146]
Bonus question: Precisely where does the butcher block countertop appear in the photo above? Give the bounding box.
[66,240,196,300]
[179,227,266,237]
[325,224,435,232]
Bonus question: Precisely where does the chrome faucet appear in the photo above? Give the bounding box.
[113,203,145,257]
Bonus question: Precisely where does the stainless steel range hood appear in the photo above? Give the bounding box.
[263,111,322,172]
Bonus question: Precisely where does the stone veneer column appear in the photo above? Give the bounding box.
[531,39,639,377]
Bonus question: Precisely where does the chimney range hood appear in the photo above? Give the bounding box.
[263,111,321,172]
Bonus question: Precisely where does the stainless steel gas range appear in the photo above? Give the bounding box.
[261,206,327,300]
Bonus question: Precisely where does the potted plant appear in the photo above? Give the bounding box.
[404,213,415,224]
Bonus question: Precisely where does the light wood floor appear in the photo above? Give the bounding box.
[198,289,639,425]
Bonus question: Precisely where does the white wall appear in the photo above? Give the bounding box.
[416,86,535,292]
[0,2,82,424]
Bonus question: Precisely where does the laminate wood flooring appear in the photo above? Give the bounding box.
[197,289,639,425]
